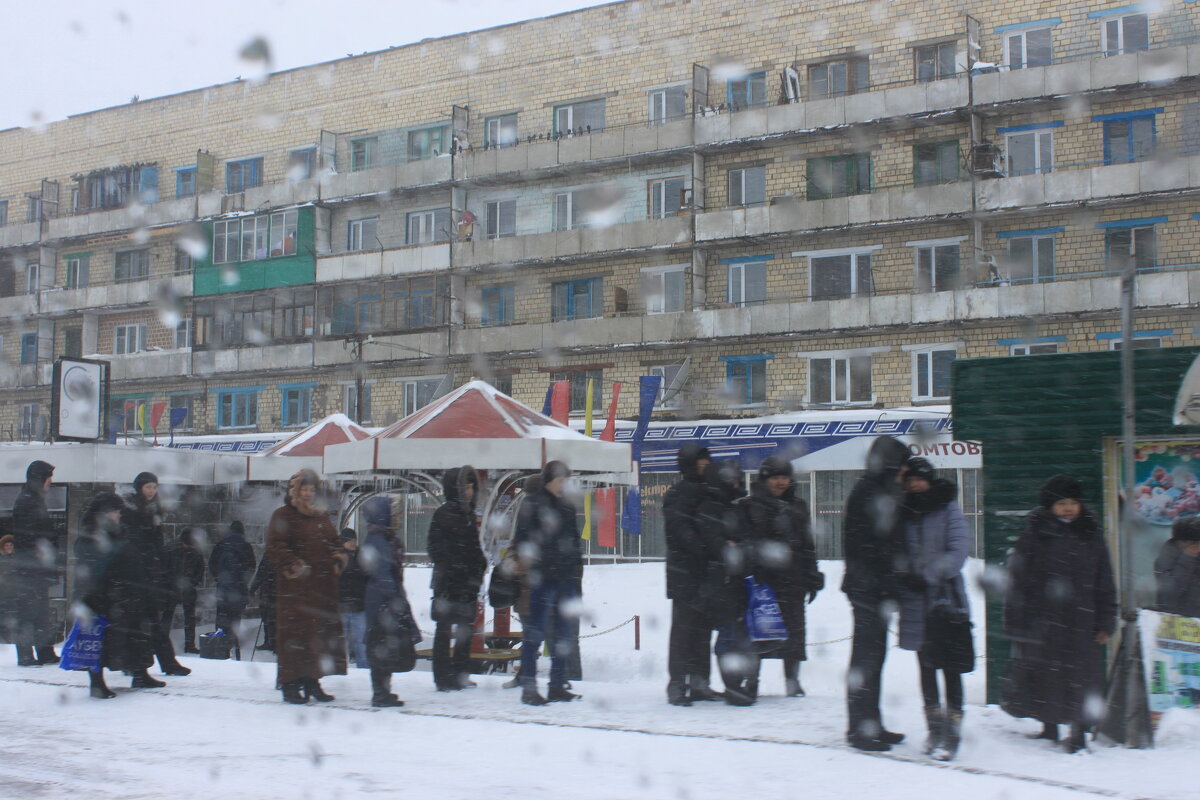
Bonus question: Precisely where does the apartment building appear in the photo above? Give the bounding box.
[1,0,1198,443]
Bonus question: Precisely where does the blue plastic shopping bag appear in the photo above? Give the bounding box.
[59,614,109,672]
[744,577,788,642]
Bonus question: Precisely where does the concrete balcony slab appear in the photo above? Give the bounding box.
[750,302,790,335]
[1044,63,1092,96]
[1189,270,1200,304]
[694,113,732,144]
[696,209,736,241]
[827,296,869,329]
[1140,157,1193,193]
[196,192,223,218]
[526,141,560,170]
[971,71,1001,106]
[0,221,40,248]
[710,306,752,338]
[1043,279,1094,314]
[803,96,845,130]
[845,193,873,225]
[925,78,967,110]
[789,300,831,333]
[1139,46,1189,85]
[911,291,954,324]
[842,91,881,125]
[995,67,1046,102]
[1089,276,1121,310]
[977,173,1045,211]
[765,102,806,135]
[1089,162,1140,198]
[820,197,850,229]
[883,83,928,118]
[557,135,591,164]
[996,282,1045,318]
[1091,52,1139,90]
[869,293,911,327]
[1189,43,1200,79]
[954,287,999,320]
[493,145,530,175]
[1043,169,1093,204]
[1136,271,1190,308]
[656,118,694,150]
[730,108,769,140]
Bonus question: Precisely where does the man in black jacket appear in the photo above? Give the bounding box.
[428,465,487,691]
[165,530,206,654]
[11,460,59,666]
[514,460,582,706]
[842,436,911,751]
[662,443,714,706]
[209,520,257,658]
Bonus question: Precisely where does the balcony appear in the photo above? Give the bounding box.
[0,362,53,389]
[106,349,192,382]
[977,154,1200,211]
[192,341,315,375]
[453,214,693,268]
[315,243,450,283]
[319,157,452,201]
[0,221,41,248]
[38,274,192,316]
[312,329,449,367]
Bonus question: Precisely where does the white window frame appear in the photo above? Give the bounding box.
[175,319,192,349]
[400,375,446,416]
[553,191,580,231]
[907,236,967,294]
[19,403,38,439]
[407,210,437,244]
[114,323,148,355]
[66,255,90,289]
[648,85,687,124]
[641,264,687,314]
[649,176,686,219]
[343,381,373,424]
[794,245,881,301]
[649,363,685,409]
[726,260,768,306]
[905,342,961,401]
[347,217,378,252]
[1005,129,1054,176]
[727,166,766,207]
[485,199,517,239]
[25,263,41,295]
[1004,234,1056,283]
[1102,13,1149,56]
[485,114,519,148]
[802,347,884,406]
[1010,342,1060,356]
[1004,27,1054,69]
[1108,337,1163,351]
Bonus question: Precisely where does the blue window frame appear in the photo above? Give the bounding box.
[20,333,37,365]
[722,354,772,406]
[175,167,196,198]
[481,286,514,326]
[727,72,767,109]
[225,157,263,193]
[1097,110,1159,165]
[551,277,602,321]
[279,384,314,428]
[215,388,260,429]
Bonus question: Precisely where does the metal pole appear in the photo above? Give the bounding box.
[1120,258,1136,621]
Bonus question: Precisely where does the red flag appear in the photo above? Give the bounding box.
[550,380,570,425]
[595,488,617,548]
[600,381,622,442]
[149,402,168,445]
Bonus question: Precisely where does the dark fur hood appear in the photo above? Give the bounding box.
[903,478,957,517]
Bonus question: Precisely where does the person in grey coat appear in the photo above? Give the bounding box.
[896,457,971,761]
[1154,516,1200,617]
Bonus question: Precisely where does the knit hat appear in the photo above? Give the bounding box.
[758,456,793,481]
[905,457,936,483]
[228,520,244,536]
[1039,474,1083,508]
[133,471,159,491]
[541,460,571,484]
[340,527,357,542]
[1171,516,1200,543]
[362,496,392,529]
[26,460,54,484]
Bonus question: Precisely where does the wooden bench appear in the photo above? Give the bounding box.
[415,647,521,674]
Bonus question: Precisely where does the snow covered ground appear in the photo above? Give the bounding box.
[1,561,1197,800]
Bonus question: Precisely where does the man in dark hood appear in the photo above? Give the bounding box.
[427,465,486,691]
[209,520,256,658]
[11,460,60,666]
[662,443,716,706]
[842,435,911,751]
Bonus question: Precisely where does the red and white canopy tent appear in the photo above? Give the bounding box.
[244,413,371,481]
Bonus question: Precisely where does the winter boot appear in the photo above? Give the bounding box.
[130,670,166,689]
[1064,724,1087,754]
[304,678,335,702]
[89,670,116,699]
[16,645,38,667]
[36,647,60,665]
[688,675,721,701]
[667,680,692,707]
[923,705,946,755]
[281,680,308,704]
[1033,721,1059,741]
[547,685,580,702]
[933,709,962,761]
[783,658,805,697]
[521,686,548,706]
[370,669,403,707]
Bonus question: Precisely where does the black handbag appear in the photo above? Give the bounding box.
[487,556,521,609]
[919,583,975,674]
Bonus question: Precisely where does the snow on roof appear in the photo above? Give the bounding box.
[263,413,371,457]
[373,380,593,441]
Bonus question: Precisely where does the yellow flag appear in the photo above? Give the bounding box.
[582,378,594,540]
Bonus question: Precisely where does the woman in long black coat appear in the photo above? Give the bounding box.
[1002,475,1117,753]
[427,466,486,691]
[11,460,60,666]
[361,496,419,708]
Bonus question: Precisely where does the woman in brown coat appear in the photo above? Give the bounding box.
[266,469,348,704]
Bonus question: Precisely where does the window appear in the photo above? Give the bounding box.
[649,363,684,409]
[225,158,263,193]
[1102,13,1149,56]
[551,277,603,321]
[63,327,82,358]
[553,188,609,230]
[810,252,873,300]
[344,383,372,423]
[728,166,766,207]
[348,217,378,252]
[914,243,961,292]
[217,389,258,429]
[810,354,872,405]
[914,141,960,185]
[20,333,38,365]
[550,370,604,413]
[19,404,38,439]
[408,126,448,161]
[485,200,516,239]
[485,114,519,148]
[288,147,315,180]
[915,42,957,82]
[554,99,605,134]
[1105,226,1156,271]
[727,72,767,109]
[402,377,444,415]
[807,154,871,200]
[113,324,147,355]
[1005,234,1056,282]
[213,220,239,265]
[240,215,269,261]
[643,265,687,314]
[0,200,8,226]
[480,286,514,326]
[329,288,381,335]
[1110,337,1162,350]
[175,319,192,349]
[725,357,769,406]
[115,249,150,283]
[280,385,313,428]
[1006,129,1054,175]
[174,250,193,275]
[1011,342,1059,355]
[1102,115,1155,165]
[269,210,298,257]
[78,166,158,209]
[913,347,956,400]
[406,208,451,244]
[1005,28,1053,69]
[395,277,443,328]
[27,196,42,222]
[176,167,196,198]
[808,57,869,99]
[169,395,196,431]
[727,260,768,306]
[648,86,687,124]
[25,263,41,295]
[649,177,686,219]
[492,374,513,396]
[350,138,377,171]
[276,290,315,339]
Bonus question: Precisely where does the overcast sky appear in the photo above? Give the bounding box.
[1,0,609,131]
